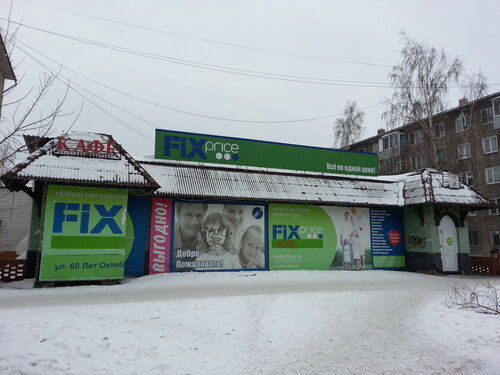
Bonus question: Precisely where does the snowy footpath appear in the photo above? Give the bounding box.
[1,271,499,375]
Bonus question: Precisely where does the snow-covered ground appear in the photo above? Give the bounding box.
[1,271,499,375]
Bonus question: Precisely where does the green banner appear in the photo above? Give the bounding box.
[268,204,337,270]
[269,205,374,271]
[40,185,128,281]
[155,129,378,176]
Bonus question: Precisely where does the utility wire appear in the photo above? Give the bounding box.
[17,0,392,68]
[1,18,397,88]
[15,44,153,140]
[16,37,390,124]
[18,31,333,127]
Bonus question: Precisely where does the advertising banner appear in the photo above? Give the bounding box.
[155,129,378,177]
[149,198,173,274]
[172,201,266,272]
[268,204,372,270]
[40,185,128,281]
[125,194,150,276]
[370,208,405,269]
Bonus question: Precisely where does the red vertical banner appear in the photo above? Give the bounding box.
[149,198,172,274]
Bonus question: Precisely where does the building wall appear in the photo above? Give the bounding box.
[0,187,32,254]
[403,206,471,273]
[348,93,500,256]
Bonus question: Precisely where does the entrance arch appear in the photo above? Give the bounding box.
[438,215,458,272]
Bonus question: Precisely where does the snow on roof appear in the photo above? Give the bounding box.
[1,132,492,209]
[142,161,404,206]
[401,169,492,207]
[1,132,159,191]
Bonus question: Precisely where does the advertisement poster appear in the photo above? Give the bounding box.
[268,204,372,271]
[370,208,405,269]
[40,185,128,281]
[125,194,150,277]
[149,198,172,274]
[172,201,266,272]
[155,129,378,177]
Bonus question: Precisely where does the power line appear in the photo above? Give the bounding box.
[18,0,392,68]
[16,37,390,124]
[1,18,397,88]
[15,44,153,140]
[18,39,386,127]
[18,31,334,128]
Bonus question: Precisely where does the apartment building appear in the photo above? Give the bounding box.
[347,92,500,256]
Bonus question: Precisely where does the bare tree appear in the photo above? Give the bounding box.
[446,280,499,315]
[383,32,463,169]
[0,30,79,176]
[333,101,365,148]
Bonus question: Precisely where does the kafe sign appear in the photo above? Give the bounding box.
[155,129,378,177]
[53,136,121,160]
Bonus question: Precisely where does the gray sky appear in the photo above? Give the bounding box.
[1,0,499,157]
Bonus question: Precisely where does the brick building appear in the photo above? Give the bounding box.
[347,92,500,256]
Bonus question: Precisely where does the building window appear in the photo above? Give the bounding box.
[409,129,424,145]
[467,210,476,217]
[455,112,469,132]
[379,132,402,151]
[486,166,500,184]
[458,142,471,159]
[410,155,425,170]
[493,98,500,118]
[434,122,445,138]
[437,148,448,164]
[459,171,474,186]
[482,136,498,154]
[492,230,500,246]
[480,107,493,125]
[490,198,500,215]
[468,230,479,246]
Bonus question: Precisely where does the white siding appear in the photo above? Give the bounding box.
[0,188,32,252]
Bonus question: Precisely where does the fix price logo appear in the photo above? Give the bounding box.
[52,202,124,234]
[164,135,240,162]
[272,224,324,248]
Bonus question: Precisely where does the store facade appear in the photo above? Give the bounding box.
[1,130,493,283]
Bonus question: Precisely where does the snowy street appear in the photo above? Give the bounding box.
[1,271,499,375]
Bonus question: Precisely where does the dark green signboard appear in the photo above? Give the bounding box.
[39,185,128,281]
[155,129,378,176]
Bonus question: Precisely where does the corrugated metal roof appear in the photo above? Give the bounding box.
[142,162,404,207]
[1,131,493,209]
[402,169,492,207]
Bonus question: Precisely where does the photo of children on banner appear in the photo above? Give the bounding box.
[238,225,265,269]
[194,213,241,270]
[173,202,266,271]
[339,208,367,270]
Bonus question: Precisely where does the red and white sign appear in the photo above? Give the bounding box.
[388,230,401,246]
[53,137,120,159]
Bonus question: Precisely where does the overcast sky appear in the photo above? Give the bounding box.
[1,0,499,157]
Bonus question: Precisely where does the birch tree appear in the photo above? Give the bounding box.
[333,101,365,148]
[383,32,463,169]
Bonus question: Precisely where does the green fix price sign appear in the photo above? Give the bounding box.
[268,204,337,270]
[155,129,378,177]
[40,185,128,281]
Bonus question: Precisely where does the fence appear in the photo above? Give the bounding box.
[0,252,27,282]
[470,253,500,275]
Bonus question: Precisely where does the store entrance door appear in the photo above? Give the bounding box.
[439,215,458,272]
